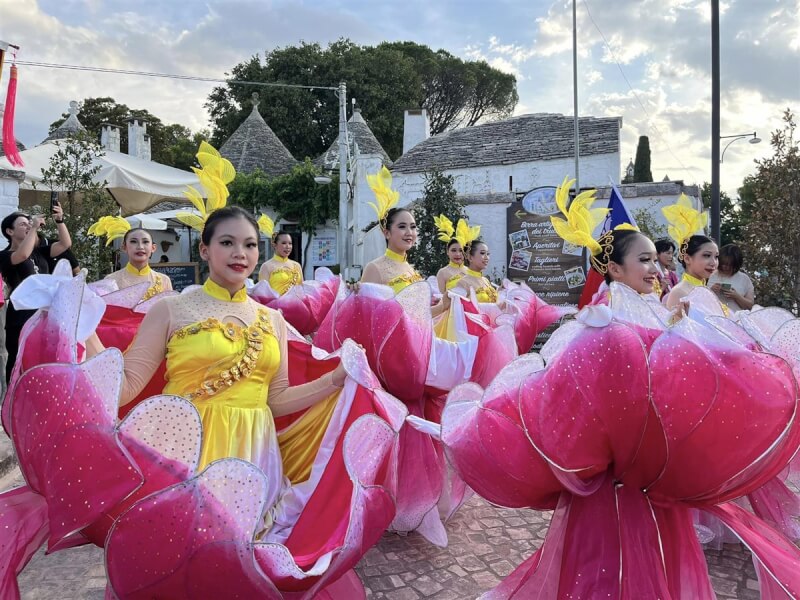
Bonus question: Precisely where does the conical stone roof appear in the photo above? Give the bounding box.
[42,100,87,143]
[314,108,391,171]
[219,93,298,176]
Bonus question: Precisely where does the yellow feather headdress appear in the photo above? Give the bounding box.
[258,214,275,239]
[661,193,708,259]
[87,215,131,246]
[366,166,400,228]
[434,214,481,249]
[177,141,236,232]
[549,176,637,274]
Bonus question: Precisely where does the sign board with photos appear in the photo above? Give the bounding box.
[506,186,585,348]
[311,234,337,267]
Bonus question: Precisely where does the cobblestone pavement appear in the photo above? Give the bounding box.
[7,463,761,600]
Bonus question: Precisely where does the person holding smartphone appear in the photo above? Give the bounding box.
[708,243,755,312]
[0,196,73,381]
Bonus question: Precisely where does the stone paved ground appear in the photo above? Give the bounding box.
[5,464,762,600]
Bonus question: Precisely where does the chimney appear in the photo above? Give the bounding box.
[403,109,430,155]
[100,123,121,153]
[127,118,151,160]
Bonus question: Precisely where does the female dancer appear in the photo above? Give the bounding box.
[433,215,467,295]
[89,218,173,299]
[662,195,719,309]
[249,214,338,336]
[88,217,175,416]
[0,143,401,599]
[258,227,303,296]
[438,180,800,598]
[360,212,423,291]
[317,167,562,545]
[456,240,498,303]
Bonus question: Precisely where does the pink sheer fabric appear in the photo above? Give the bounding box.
[0,273,403,599]
[249,267,340,336]
[441,282,800,598]
[90,280,178,418]
[315,280,561,544]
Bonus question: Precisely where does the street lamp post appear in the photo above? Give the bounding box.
[720,132,761,163]
[336,81,349,278]
[711,0,721,243]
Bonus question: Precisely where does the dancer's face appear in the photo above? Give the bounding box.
[123,230,155,268]
[607,235,659,294]
[447,242,464,265]
[685,242,719,280]
[200,216,259,291]
[273,233,293,259]
[384,211,417,254]
[468,243,490,273]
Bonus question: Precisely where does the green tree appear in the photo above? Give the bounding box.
[228,160,339,265]
[407,170,466,277]
[49,97,203,170]
[700,182,742,246]
[633,136,653,183]
[740,110,800,312]
[38,132,118,279]
[206,40,518,160]
[631,202,668,242]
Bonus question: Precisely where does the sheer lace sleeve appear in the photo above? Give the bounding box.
[118,298,172,405]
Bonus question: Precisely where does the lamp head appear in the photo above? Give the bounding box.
[749,135,761,144]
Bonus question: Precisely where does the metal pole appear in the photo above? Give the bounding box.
[337,81,348,277]
[711,0,721,243]
[572,0,580,193]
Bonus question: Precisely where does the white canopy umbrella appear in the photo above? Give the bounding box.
[125,214,168,230]
[0,141,203,215]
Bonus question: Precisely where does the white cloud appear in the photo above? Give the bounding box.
[0,0,796,203]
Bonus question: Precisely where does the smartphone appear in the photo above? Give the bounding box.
[720,283,732,291]
[50,191,59,211]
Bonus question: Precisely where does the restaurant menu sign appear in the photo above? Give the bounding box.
[506,186,586,311]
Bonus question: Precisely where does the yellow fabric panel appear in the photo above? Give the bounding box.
[277,391,340,484]
[269,266,302,296]
[164,314,279,469]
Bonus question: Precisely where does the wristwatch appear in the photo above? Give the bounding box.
[54,219,64,224]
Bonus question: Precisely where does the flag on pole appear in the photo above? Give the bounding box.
[577,185,637,307]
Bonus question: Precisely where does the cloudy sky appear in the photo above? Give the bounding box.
[1,0,798,196]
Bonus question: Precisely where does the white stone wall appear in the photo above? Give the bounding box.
[0,171,22,250]
[350,152,620,271]
[391,153,620,207]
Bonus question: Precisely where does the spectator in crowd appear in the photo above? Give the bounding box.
[708,243,755,312]
[0,203,72,381]
[654,239,679,299]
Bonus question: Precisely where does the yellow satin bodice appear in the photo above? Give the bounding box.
[163,302,279,470]
[465,268,498,303]
[263,257,302,295]
[387,272,424,294]
[164,309,278,406]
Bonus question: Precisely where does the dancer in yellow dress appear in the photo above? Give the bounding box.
[661,195,719,310]
[360,167,424,294]
[89,217,173,301]
[258,222,303,296]
[456,239,499,304]
[433,214,468,295]
[86,144,346,481]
